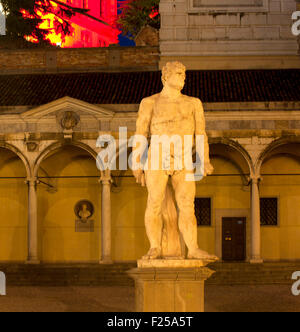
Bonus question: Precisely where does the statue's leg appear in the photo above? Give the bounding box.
[171,170,218,261]
[171,170,198,251]
[143,170,169,259]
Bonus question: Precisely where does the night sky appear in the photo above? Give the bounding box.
[118,0,135,46]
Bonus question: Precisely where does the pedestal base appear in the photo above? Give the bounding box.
[127,259,215,312]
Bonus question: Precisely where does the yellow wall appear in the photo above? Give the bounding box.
[38,146,101,262]
[260,154,300,261]
[111,172,148,261]
[0,148,27,262]
[1,144,299,263]
[196,156,250,255]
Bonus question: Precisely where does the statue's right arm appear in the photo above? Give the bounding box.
[132,97,154,186]
[135,97,154,136]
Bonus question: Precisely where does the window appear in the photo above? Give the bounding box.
[195,198,211,226]
[81,31,90,44]
[260,198,278,226]
[83,0,88,9]
[189,0,268,13]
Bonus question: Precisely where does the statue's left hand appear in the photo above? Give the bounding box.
[204,162,214,176]
[133,169,146,187]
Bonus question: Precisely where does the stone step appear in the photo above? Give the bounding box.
[207,262,299,284]
[0,262,299,286]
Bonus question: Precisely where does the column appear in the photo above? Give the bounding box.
[250,176,263,264]
[100,172,113,264]
[27,177,40,264]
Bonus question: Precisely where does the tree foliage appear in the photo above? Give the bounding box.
[0,0,74,46]
[117,0,160,39]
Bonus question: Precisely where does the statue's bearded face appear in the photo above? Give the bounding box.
[165,69,186,91]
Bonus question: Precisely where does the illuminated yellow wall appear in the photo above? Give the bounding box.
[196,156,250,255]
[0,148,27,262]
[1,143,300,263]
[37,146,101,262]
[260,154,300,260]
[111,172,148,261]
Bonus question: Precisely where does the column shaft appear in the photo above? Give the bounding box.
[250,177,263,264]
[100,176,112,263]
[27,178,39,264]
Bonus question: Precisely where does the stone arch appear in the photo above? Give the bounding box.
[209,138,254,177]
[0,142,31,178]
[196,138,254,260]
[0,142,30,262]
[95,135,129,175]
[257,136,300,261]
[35,139,103,263]
[256,136,300,175]
[33,140,102,178]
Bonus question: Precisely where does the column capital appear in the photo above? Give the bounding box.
[99,176,112,185]
[248,175,262,185]
[25,177,39,185]
[99,170,112,185]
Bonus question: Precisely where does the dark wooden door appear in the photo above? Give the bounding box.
[222,217,246,261]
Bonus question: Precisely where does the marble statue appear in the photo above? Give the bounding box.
[133,61,218,261]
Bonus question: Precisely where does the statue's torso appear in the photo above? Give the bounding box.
[150,94,196,137]
[146,94,198,172]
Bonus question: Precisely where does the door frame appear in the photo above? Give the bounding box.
[215,209,251,261]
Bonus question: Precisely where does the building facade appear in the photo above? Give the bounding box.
[160,0,300,69]
[27,0,119,47]
[61,0,119,47]
[0,0,299,264]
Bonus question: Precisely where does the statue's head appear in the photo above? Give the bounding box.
[162,61,186,91]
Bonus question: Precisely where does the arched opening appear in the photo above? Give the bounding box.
[37,144,101,262]
[0,147,28,261]
[196,142,252,260]
[259,141,300,260]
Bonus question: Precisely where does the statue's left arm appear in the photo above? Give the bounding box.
[194,99,214,176]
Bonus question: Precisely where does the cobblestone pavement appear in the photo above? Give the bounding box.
[0,285,299,312]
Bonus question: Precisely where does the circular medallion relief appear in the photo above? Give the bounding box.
[61,111,79,130]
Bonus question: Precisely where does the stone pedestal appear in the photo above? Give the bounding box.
[127,260,215,312]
